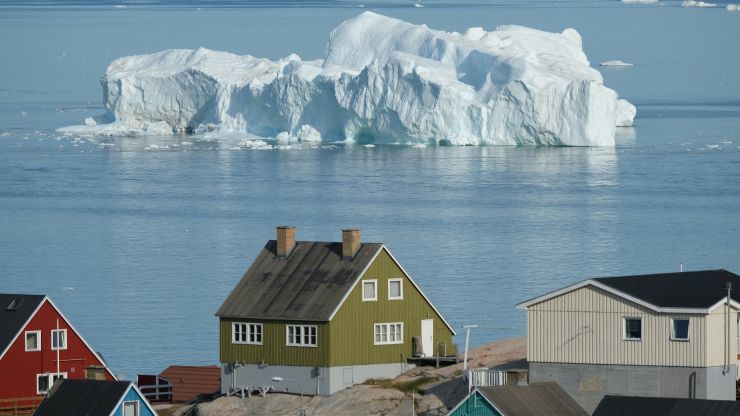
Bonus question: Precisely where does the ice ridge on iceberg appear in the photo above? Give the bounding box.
[60,12,635,146]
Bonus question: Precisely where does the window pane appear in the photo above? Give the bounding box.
[390,281,401,298]
[625,319,641,339]
[26,333,38,350]
[38,376,49,392]
[364,281,376,299]
[674,319,689,339]
[59,331,66,348]
[123,402,138,416]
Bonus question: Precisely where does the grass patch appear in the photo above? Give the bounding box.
[366,375,439,395]
[395,375,438,394]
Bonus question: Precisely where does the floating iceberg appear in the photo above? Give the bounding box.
[600,60,634,67]
[60,12,635,146]
[621,0,658,4]
[726,3,739,10]
[681,0,716,6]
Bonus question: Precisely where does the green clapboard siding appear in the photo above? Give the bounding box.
[328,248,456,366]
[220,319,330,367]
[449,392,500,416]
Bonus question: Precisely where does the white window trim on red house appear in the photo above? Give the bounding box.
[51,328,67,351]
[36,372,67,394]
[25,330,41,352]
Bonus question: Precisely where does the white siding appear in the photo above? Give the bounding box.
[527,285,718,367]
[706,306,738,367]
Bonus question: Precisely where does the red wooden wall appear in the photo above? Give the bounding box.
[0,300,114,400]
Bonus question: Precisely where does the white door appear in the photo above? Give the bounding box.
[421,319,434,357]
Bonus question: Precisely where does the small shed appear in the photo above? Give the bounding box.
[159,366,220,403]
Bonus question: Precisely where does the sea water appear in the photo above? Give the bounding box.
[1,1,739,379]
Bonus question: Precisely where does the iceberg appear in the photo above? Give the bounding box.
[681,0,716,6]
[600,60,634,67]
[60,12,635,146]
[621,0,658,4]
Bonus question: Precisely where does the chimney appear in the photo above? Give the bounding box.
[276,226,296,257]
[342,228,361,259]
[85,365,107,380]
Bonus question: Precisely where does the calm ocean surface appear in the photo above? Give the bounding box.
[1,1,739,379]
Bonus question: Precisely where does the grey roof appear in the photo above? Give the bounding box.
[477,383,588,416]
[0,294,45,353]
[216,240,383,321]
[594,269,740,308]
[33,379,131,416]
[592,395,740,416]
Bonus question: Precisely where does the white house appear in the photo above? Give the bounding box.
[517,269,740,413]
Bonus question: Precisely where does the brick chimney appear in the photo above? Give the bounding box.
[342,228,361,259]
[276,226,296,257]
[85,365,107,380]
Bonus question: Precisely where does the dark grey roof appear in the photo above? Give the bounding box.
[33,379,132,416]
[0,294,45,353]
[216,240,383,321]
[592,395,740,416]
[594,269,740,308]
[477,382,588,416]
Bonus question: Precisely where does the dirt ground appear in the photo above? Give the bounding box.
[177,337,526,416]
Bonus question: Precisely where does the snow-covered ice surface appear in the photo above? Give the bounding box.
[600,60,634,66]
[60,12,634,146]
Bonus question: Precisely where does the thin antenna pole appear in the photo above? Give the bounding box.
[56,318,60,377]
[680,263,683,272]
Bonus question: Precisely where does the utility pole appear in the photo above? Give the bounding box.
[462,324,478,377]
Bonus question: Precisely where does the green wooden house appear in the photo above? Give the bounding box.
[216,226,456,395]
[448,383,587,416]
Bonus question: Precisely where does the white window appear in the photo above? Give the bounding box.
[388,278,403,300]
[25,331,41,351]
[232,322,263,345]
[286,325,317,347]
[36,372,66,394]
[671,318,690,341]
[51,329,67,351]
[374,322,403,345]
[623,317,642,341]
[123,401,139,416]
[362,280,377,301]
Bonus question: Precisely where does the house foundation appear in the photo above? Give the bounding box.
[530,362,738,414]
[222,361,415,396]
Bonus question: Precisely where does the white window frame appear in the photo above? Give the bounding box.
[51,329,67,351]
[123,400,140,416]
[671,317,690,341]
[374,322,404,345]
[285,325,317,347]
[362,279,378,302]
[25,330,41,352]
[231,322,263,345]
[36,372,67,394]
[623,316,642,341]
[387,278,404,300]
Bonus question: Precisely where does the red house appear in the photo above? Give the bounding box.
[0,294,116,404]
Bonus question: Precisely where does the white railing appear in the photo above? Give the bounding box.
[467,368,507,392]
